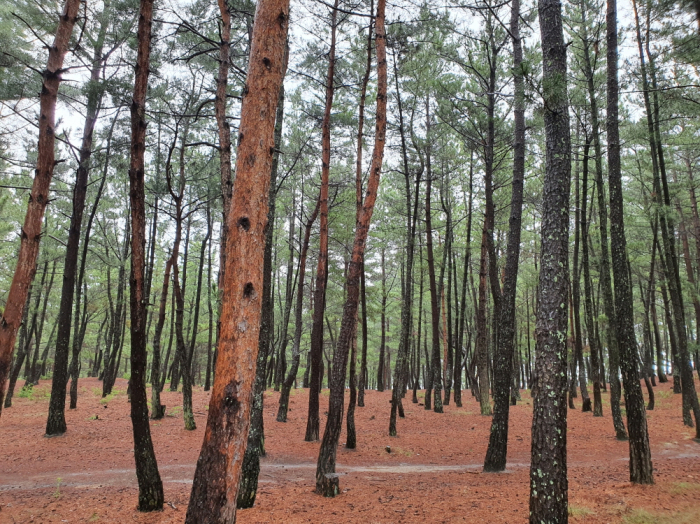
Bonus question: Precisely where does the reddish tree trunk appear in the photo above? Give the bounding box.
[306,0,339,442]
[315,0,387,496]
[185,0,290,519]
[0,0,82,417]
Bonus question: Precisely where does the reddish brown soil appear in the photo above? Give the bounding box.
[1,377,700,523]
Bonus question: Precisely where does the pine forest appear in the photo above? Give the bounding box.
[1,0,700,522]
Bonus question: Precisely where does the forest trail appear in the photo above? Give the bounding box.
[2,378,700,523]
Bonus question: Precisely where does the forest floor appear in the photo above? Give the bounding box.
[1,377,700,523]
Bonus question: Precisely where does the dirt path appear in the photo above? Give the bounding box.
[1,378,700,523]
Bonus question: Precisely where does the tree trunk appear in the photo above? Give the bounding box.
[606,0,654,482]
[529,0,570,520]
[237,70,286,508]
[579,0,627,440]
[581,137,603,416]
[0,0,82,418]
[483,0,526,471]
[126,0,163,511]
[277,194,320,422]
[185,0,289,518]
[315,0,386,495]
[305,0,338,442]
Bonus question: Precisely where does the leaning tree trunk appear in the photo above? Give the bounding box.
[47,9,110,430]
[315,0,386,496]
[0,0,82,417]
[529,0,571,521]
[579,0,627,440]
[184,0,289,519]
[126,0,164,511]
[277,195,320,422]
[305,0,338,443]
[483,0,526,472]
[606,0,654,483]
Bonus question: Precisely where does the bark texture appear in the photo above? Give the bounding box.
[0,0,82,417]
[530,0,570,521]
[315,0,387,496]
[483,0,525,472]
[127,0,164,511]
[185,0,289,520]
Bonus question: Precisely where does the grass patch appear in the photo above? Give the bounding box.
[623,508,700,524]
[167,406,182,417]
[53,478,62,499]
[669,482,700,495]
[568,504,594,518]
[17,384,34,398]
[393,447,414,457]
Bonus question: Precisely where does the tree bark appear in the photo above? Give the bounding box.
[185,0,289,518]
[579,0,627,440]
[305,0,339,442]
[315,0,386,495]
[0,0,82,418]
[529,0,571,520]
[606,0,654,483]
[483,0,526,471]
[124,0,164,511]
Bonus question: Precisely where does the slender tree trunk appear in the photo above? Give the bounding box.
[424,105,443,414]
[0,0,82,418]
[27,260,57,387]
[607,0,654,482]
[579,0,627,440]
[305,0,339,442]
[62,10,110,413]
[315,0,386,495]
[530,0,570,520]
[4,275,40,410]
[483,0,526,471]
[642,0,700,437]
[581,137,603,416]
[126,0,163,511]
[455,158,474,408]
[572,142,591,412]
[185,0,289,518]
[277,195,320,422]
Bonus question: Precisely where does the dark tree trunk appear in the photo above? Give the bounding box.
[305,0,338,442]
[529,0,570,520]
[579,0,627,440]
[277,194,320,422]
[424,105,443,414]
[639,0,700,437]
[27,260,57,387]
[607,0,654,481]
[483,0,526,471]
[389,39,423,431]
[455,158,474,408]
[66,6,112,412]
[4,277,39,411]
[126,0,163,511]
[581,137,603,417]
[185,0,289,518]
